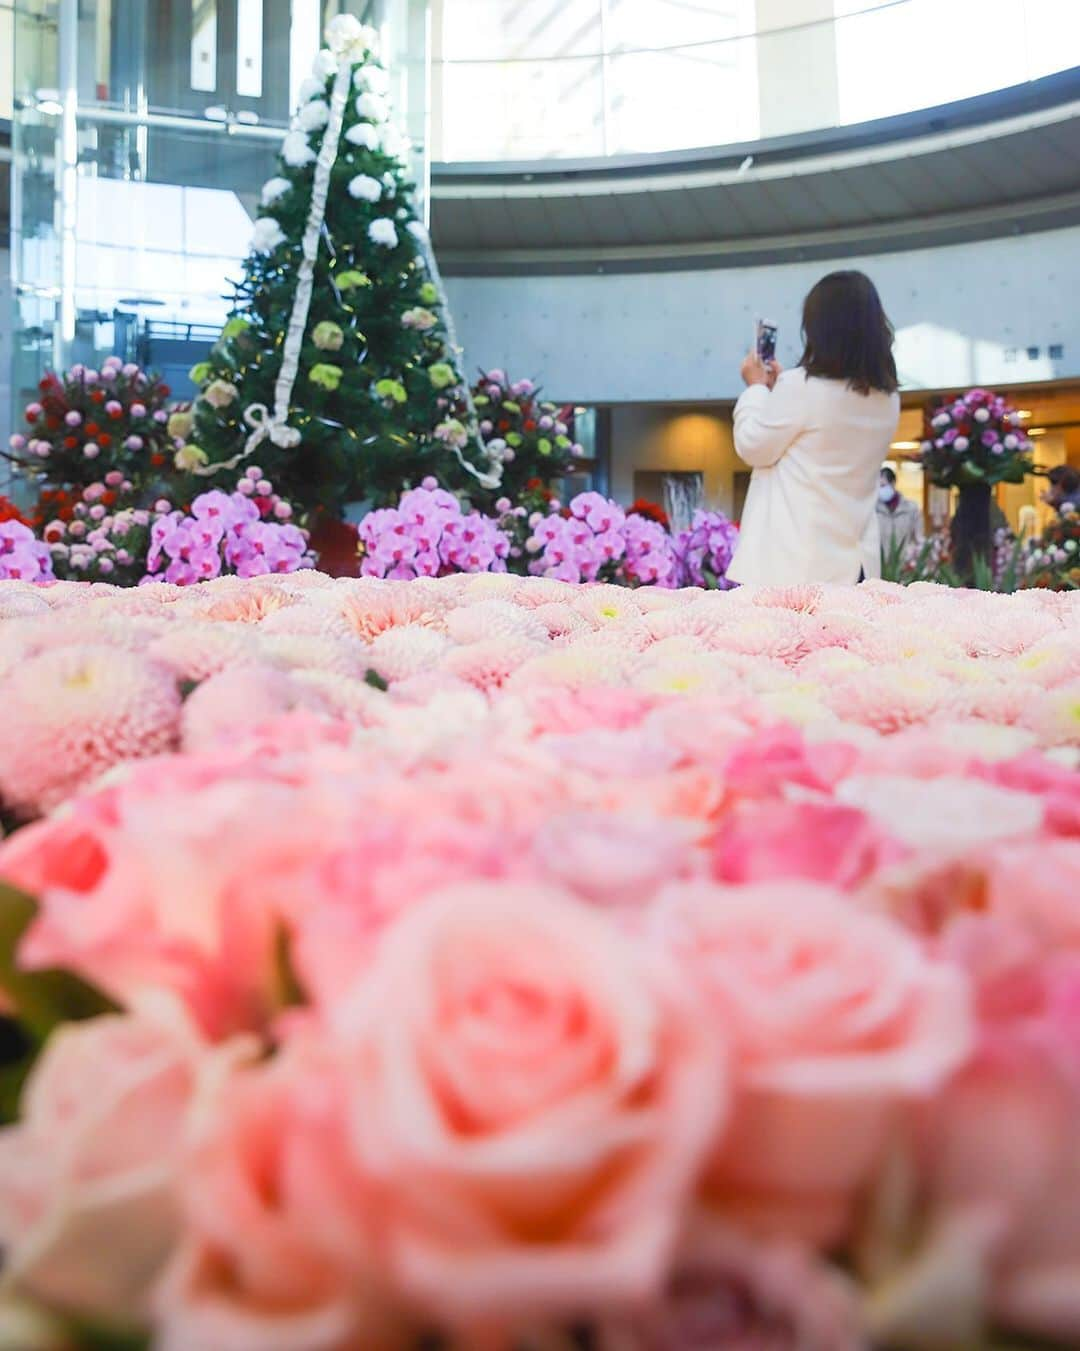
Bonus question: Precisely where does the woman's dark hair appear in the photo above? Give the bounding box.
[880,465,897,484]
[1048,465,1080,494]
[799,271,898,395]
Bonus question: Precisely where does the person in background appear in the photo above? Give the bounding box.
[1043,465,1080,517]
[728,270,901,587]
[877,466,923,553]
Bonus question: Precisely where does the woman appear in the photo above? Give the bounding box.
[727,271,900,587]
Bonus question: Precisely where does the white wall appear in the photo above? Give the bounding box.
[0,246,10,494]
[444,225,1080,404]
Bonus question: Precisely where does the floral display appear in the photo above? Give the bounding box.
[472,367,583,501]
[524,490,681,585]
[672,508,741,589]
[0,571,1078,1349]
[0,518,54,583]
[1025,503,1080,589]
[146,487,312,586]
[356,479,511,578]
[919,388,1035,489]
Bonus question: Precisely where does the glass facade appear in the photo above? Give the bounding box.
[433,0,1080,163]
[6,0,431,447]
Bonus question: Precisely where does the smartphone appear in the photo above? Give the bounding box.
[756,320,777,364]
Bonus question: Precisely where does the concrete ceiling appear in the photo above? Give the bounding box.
[430,69,1080,276]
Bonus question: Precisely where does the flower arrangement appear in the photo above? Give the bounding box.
[919,387,1035,489]
[357,479,512,578]
[524,490,680,586]
[1024,504,1080,590]
[0,573,1079,1348]
[472,368,583,500]
[0,518,54,582]
[11,357,174,494]
[672,508,740,589]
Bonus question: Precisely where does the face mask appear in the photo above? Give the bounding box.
[878,485,895,502]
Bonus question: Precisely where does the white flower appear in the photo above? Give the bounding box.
[974,407,990,423]
[297,99,330,132]
[407,221,428,243]
[312,49,337,79]
[1003,433,1018,449]
[355,92,387,123]
[355,64,390,96]
[368,218,399,248]
[380,124,405,156]
[401,307,437,331]
[326,15,377,59]
[931,412,950,429]
[251,217,286,253]
[347,173,382,202]
[345,122,378,150]
[281,130,315,167]
[298,76,324,102]
[954,436,970,451]
[260,176,291,206]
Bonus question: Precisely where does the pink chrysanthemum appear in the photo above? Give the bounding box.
[0,644,182,817]
[442,636,545,691]
[444,598,548,646]
[366,625,451,683]
[148,623,262,682]
[181,665,330,752]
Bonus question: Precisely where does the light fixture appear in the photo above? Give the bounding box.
[1029,427,1047,437]
[1015,409,1032,420]
[574,406,586,415]
[36,99,63,116]
[889,440,921,451]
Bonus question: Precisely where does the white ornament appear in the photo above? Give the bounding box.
[368,218,399,248]
[282,130,315,167]
[355,92,387,123]
[260,176,291,206]
[312,49,337,79]
[345,122,378,150]
[360,64,390,96]
[251,217,286,253]
[298,76,324,102]
[298,99,330,132]
[326,14,377,59]
[347,173,382,202]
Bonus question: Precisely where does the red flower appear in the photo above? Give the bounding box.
[85,422,101,436]
[158,384,171,397]
[97,433,112,447]
[0,496,30,525]
[45,416,61,431]
[25,408,39,423]
[629,498,670,529]
[101,491,116,507]
[524,419,537,432]
[63,436,78,449]
[37,377,53,394]
[90,390,105,405]
[497,420,510,433]
[106,405,123,419]
[150,453,165,467]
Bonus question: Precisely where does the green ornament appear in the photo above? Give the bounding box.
[506,432,523,448]
[336,269,371,291]
[502,400,521,414]
[555,434,571,449]
[473,395,489,407]
[312,321,345,351]
[538,438,552,455]
[188,361,211,385]
[418,282,439,305]
[375,377,408,404]
[428,362,456,390]
[221,316,251,341]
[309,363,343,391]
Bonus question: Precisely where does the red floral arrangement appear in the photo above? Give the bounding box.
[629,498,670,529]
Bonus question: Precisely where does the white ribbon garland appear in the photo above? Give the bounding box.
[194,49,354,475]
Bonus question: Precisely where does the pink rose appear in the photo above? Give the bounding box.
[652,882,972,1245]
[155,1037,404,1351]
[713,800,904,889]
[330,883,725,1327]
[0,998,238,1319]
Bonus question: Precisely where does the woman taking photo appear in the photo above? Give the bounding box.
[728,271,900,587]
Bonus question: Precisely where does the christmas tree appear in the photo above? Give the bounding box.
[184,15,501,520]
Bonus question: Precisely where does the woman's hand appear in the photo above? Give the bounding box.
[741,351,782,389]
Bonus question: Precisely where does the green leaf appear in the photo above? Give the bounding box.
[364,668,389,692]
[0,883,117,1046]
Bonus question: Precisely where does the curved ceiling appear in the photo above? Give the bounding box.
[430,69,1080,276]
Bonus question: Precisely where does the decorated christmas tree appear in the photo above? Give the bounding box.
[184,15,501,520]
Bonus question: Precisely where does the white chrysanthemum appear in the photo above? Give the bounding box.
[632,653,745,697]
[0,588,50,622]
[368,218,398,248]
[298,75,325,102]
[507,645,639,692]
[445,599,548,647]
[297,98,330,132]
[407,220,428,243]
[347,173,382,202]
[354,63,390,96]
[260,176,291,207]
[0,645,182,817]
[250,217,286,253]
[367,624,450,682]
[281,130,316,167]
[354,92,386,123]
[345,122,378,150]
[326,15,376,58]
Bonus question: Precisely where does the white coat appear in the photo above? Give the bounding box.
[728,369,901,586]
